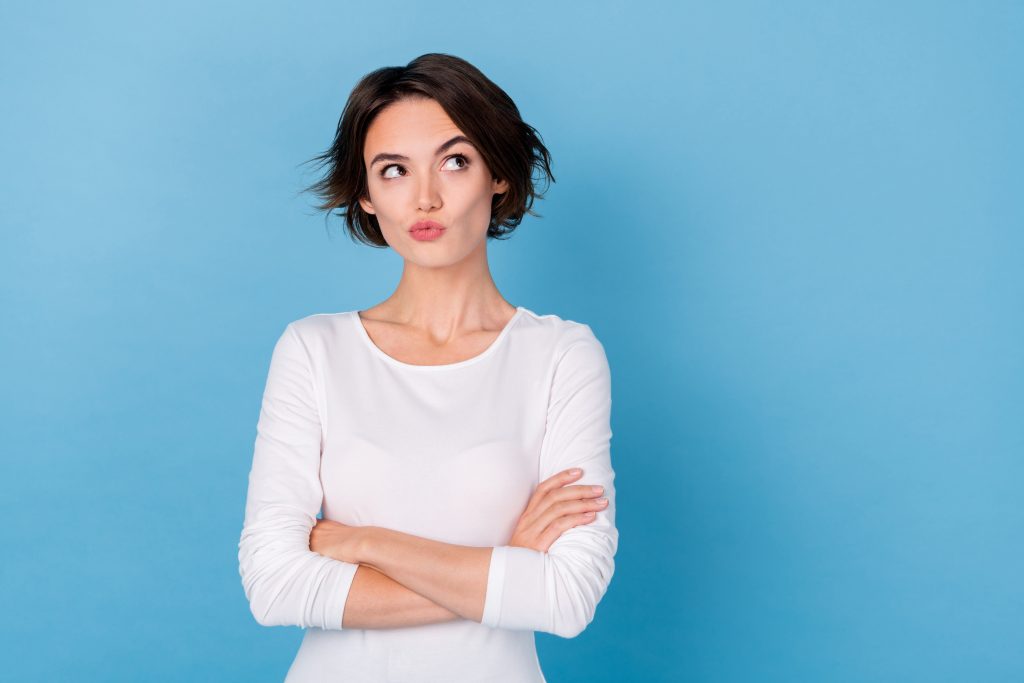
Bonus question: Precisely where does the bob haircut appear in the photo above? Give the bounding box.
[301,53,555,248]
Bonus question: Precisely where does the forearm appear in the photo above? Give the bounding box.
[342,564,463,629]
[356,527,492,623]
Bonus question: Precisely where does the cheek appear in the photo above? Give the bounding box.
[454,174,498,211]
[365,182,408,217]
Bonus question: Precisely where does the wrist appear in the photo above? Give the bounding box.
[355,526,378,565]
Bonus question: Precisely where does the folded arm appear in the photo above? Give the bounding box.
[344,325,619,639]
[237,324,357,628]
[239,322,618,637]
[342,564,461,629]
[481,325,618,638]
[345,527,492,623]
[238,323,459,630]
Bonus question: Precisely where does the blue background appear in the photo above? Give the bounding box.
[1,1,1021,681]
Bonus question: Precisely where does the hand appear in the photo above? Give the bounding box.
[508,468,608,553]
[309,517,365,564]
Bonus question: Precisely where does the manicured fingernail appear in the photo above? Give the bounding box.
[592,486,604,493]
[569,468,581,476]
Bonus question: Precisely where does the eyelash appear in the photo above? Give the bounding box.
[378,153,471,179]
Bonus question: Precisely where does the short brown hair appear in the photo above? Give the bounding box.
[300,53,555,248]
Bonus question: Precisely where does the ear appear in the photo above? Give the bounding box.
[358,195,376,215]
[492,176,509,195]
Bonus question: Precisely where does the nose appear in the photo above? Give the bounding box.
[416,171,442,212]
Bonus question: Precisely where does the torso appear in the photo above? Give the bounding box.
[264,306,603,682]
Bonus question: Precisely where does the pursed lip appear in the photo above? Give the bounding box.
[409,220,446,232]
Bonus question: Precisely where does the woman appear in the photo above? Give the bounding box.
[237,53,618,683]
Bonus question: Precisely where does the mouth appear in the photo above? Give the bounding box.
[409,220,447,233]
[409,220,446,242]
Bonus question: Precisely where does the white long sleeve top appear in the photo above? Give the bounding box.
[237,305,618,683]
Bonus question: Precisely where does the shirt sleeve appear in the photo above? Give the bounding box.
[237,322,359,629]
[480,324,618,638]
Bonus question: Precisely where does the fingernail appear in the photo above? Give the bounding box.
[592,486,604,493]
[569,468,581,476]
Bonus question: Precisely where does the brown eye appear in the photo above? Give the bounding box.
[443,154,470,171]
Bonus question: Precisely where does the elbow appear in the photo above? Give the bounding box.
[552,616,590,639]
[245,586,288,628]
[548,587,599,639]
[237,530,357,631]
[237,533,304,628]
[245,592,275,628]
[239,560,315,629]
[546,550,615,639]
[238,556,285,628]
[240,567,279,628]
[488,533,617,637]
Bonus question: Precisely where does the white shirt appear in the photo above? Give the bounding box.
[237,305,618,683]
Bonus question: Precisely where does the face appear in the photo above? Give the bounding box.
[358,97,509,265]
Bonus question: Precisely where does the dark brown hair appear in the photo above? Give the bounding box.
[300,53,555,248]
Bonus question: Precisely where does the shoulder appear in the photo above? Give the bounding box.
[287,310,351,335]
[274,310,358,358]
[520,306,603,344]
[517,307,609,372]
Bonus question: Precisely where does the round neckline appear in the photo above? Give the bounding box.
[350,306,527,370]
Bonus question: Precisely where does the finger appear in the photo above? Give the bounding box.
[534,496,607,531]
[524,484,605,525]
[537,468,584,494]
[548,483,605,504]
[524,483,602,528]
[537,511,597,549]
[522,468,585,516]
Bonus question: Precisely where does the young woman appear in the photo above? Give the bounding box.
[237,53,618,683]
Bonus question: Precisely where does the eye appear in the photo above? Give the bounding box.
[442,153,471,171]
[380,164,405,180]
[378,154,471,180]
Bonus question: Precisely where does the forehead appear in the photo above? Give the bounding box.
[363,98,465,155]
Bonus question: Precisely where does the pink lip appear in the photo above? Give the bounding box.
[409,220,446,242]
[410,220,446,232]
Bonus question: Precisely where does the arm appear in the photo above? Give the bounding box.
[481,325,618,638]
[238,323,462,630]
[238,323,372,629]
[349,527,494,623]
[342,564,462,629]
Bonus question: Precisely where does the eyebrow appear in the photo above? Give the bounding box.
[369,135,475,168]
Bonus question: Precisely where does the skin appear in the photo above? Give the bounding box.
[308,96,608,628]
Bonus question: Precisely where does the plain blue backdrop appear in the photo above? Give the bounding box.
[1,1,1021,681]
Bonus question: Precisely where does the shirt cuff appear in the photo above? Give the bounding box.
[481,546,508,627]
[328,560,359,629]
